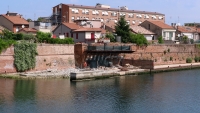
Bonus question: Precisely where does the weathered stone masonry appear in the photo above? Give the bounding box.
[0,44,75,74]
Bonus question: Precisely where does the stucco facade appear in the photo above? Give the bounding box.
[0,15,13,32]
[140,21,176,40]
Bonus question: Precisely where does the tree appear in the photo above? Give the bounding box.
[158,36,164,44]
[115,16,131,43]
[27,18,32,22]
[37,17,43,22]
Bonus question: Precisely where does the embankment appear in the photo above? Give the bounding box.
[0,44,75,74]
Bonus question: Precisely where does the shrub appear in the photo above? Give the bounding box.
[194,56,199,62]
[186,58,192,63]
[130,33,148,46]
[0,39,16,53]
[164,50,167,54]
[158,36,164,44]
[170,57,173,61]
[167,48,170,52]
[105,32,116,42]
[183,36,189,44]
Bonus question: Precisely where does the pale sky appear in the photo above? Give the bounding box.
[0,0,199,25]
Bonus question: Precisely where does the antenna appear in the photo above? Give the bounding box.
[34,13,36,21]
[8,5,9,11]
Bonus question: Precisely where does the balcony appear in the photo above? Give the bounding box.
[87,45,134,53]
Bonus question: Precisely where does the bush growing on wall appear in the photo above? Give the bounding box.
[0,39,16,53]
[186,58,192,63]
[14,41,37,72]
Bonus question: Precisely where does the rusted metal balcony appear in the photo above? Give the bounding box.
[87,45,134,53]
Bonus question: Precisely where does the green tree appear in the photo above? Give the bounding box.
[105,32,116,42]
[130,33,148,46]
[37,17,43,22]
[27,18,32,22]
[158,36,164,44]
[115,16,131,43]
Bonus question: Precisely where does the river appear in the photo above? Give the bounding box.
[0,69,200,113]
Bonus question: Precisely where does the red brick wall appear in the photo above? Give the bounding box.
[0,44,75,74]
[75,43,200,68]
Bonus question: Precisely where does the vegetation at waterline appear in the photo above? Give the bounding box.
[14,41,37,72]
[186,58,192,63]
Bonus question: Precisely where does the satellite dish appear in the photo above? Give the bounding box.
[22,25,25,28]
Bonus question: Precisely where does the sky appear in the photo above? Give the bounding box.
[0,0,200,25]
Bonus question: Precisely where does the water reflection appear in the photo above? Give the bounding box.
[0,69,200,113]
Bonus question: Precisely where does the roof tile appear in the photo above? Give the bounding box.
[2,15,29,25]
[147,21,174,29]
[131,26,155,35]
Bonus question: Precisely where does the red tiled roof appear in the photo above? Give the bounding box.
[18,28,37,33]
[177,26,196,33]
[147,21,174,29]
[73,28,103,32]
[62,22,82,29]
[1,15,29,25]
[131,26,155,35]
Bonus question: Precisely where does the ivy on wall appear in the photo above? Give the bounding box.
[14,41,37,72]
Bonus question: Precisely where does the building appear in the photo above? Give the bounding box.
[73,28,106,43]
[175,26,199,42]
[18,28,37,35]
[130,26,156,40]
[184,23,200,27]
[29,21,52,33]
[0,11,29,33]
[140,20,176,41]
[50,3,165,26]
[52,22,82,38]
[52,22,106,43]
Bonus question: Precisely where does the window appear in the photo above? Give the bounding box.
[76,33,78,39]
[71,17,75,22]
[71,33,73,38]
[163,32,166,37]
[169,32,173,40]
[82,9,89,15]
[128,13,134,18]
[111,12,117,17]
[66,33,69,37]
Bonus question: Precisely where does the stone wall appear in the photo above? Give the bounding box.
[0,44,75,74]
[127,44,200,65]
[74,43,200,68]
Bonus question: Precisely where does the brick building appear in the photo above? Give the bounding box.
[50,3,165,26]
[0,11,29,33]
